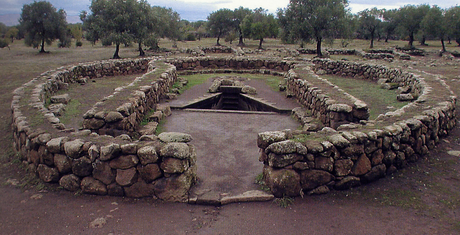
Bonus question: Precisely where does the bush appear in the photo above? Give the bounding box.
[185,33,196,41]
[101,38,112,46]
[58,36,71,48]
[145,37,159,50]
[0,38,9,49]
[76,41,83,47]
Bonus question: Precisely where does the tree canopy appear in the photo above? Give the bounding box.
[19,1,67,53]
[358,8,382,48]
[241,8,277,49]
[207,9,234,46]
[421,6,448,52]
[395,4,430,47]
[279,0,349,56]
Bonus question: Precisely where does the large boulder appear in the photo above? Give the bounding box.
[137,146,159,165]
[153,169,195,202]
[109,155,139,169]
[267,153,303,168]
[352,154,372,176]
[37,164,60,183]
[137,164,162,183]
[92,161,116,185]
[81,177,107,195]
[257,131,287,149]
[124,181,155,198]
[300,169,334,191]
[59,174,81,192]
[160,158,189,174]
[263,166,301,198]
[100,143,120,161]
[158,132,193,143]
[72,157,93,177]
[64,139,85,159]
[265,140,307,155]
[116,168,138,186]
[53,154,72,174]
[50,94,70,104]
[159,143,191,159]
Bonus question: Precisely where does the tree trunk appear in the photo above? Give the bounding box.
[40,38,46,53]
[420,36,427,46]
[259,38,263,49]
[370,31,374,48]
[138,42,145,57]
[408,33,414,48]
[316,37,322,57]
[441,38,446,53]
[238,29,245,46]
[113,43,120,59]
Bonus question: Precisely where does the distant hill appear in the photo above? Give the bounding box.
[0,14,82,26]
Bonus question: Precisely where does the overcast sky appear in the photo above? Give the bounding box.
[1,0,459,25]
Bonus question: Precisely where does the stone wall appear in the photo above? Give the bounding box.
[81,60,178,133]
[286,65,369,128]
[11,55,457,201]
[167,56,294,72]
[11,58,195,201]
[260,59,457,197]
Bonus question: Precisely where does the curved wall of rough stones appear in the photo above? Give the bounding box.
[260,58,457,197]
[10,55,457,201]
[11,58,195,201]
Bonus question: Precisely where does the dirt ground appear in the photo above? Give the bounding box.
[1,42,460,234]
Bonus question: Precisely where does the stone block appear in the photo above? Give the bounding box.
[59,174,81,192]
[300,169,334,191]
[263,166,301,198]
[137,164,162,183]
[137,145,159,165]
[158,132,193,143]
[124,181,155,198]
[72,157,93,177]
[93,161,116,185]
[54,154,72,174]
[116,168,138,186]
[37,164,60,183]
[159,143,191,159]
[109,155,139,169]
[50,94,70,104]
[81,177,107,195]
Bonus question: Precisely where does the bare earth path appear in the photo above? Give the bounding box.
[1,44,459,234]
[163,111,299,201]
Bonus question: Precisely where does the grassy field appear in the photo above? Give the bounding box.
[0,37,455,161]
[1,37,460,233]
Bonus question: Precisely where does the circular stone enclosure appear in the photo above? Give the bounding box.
[11,54,457,202]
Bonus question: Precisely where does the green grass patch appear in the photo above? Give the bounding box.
[322,75,409,119]
[254,173,271,192]
[155,118,167,135]
[59,99,82,125]
[273,196,295,208]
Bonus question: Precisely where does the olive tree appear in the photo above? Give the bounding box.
[445,6,460,46]
[278,0,349,56]
[358,8,382,48]
[241,8,278,49]
[395,4,429,47]
[420,6,448,52]
[82,0,139,59]
[207,9,234,46]
[19,1,67,53]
